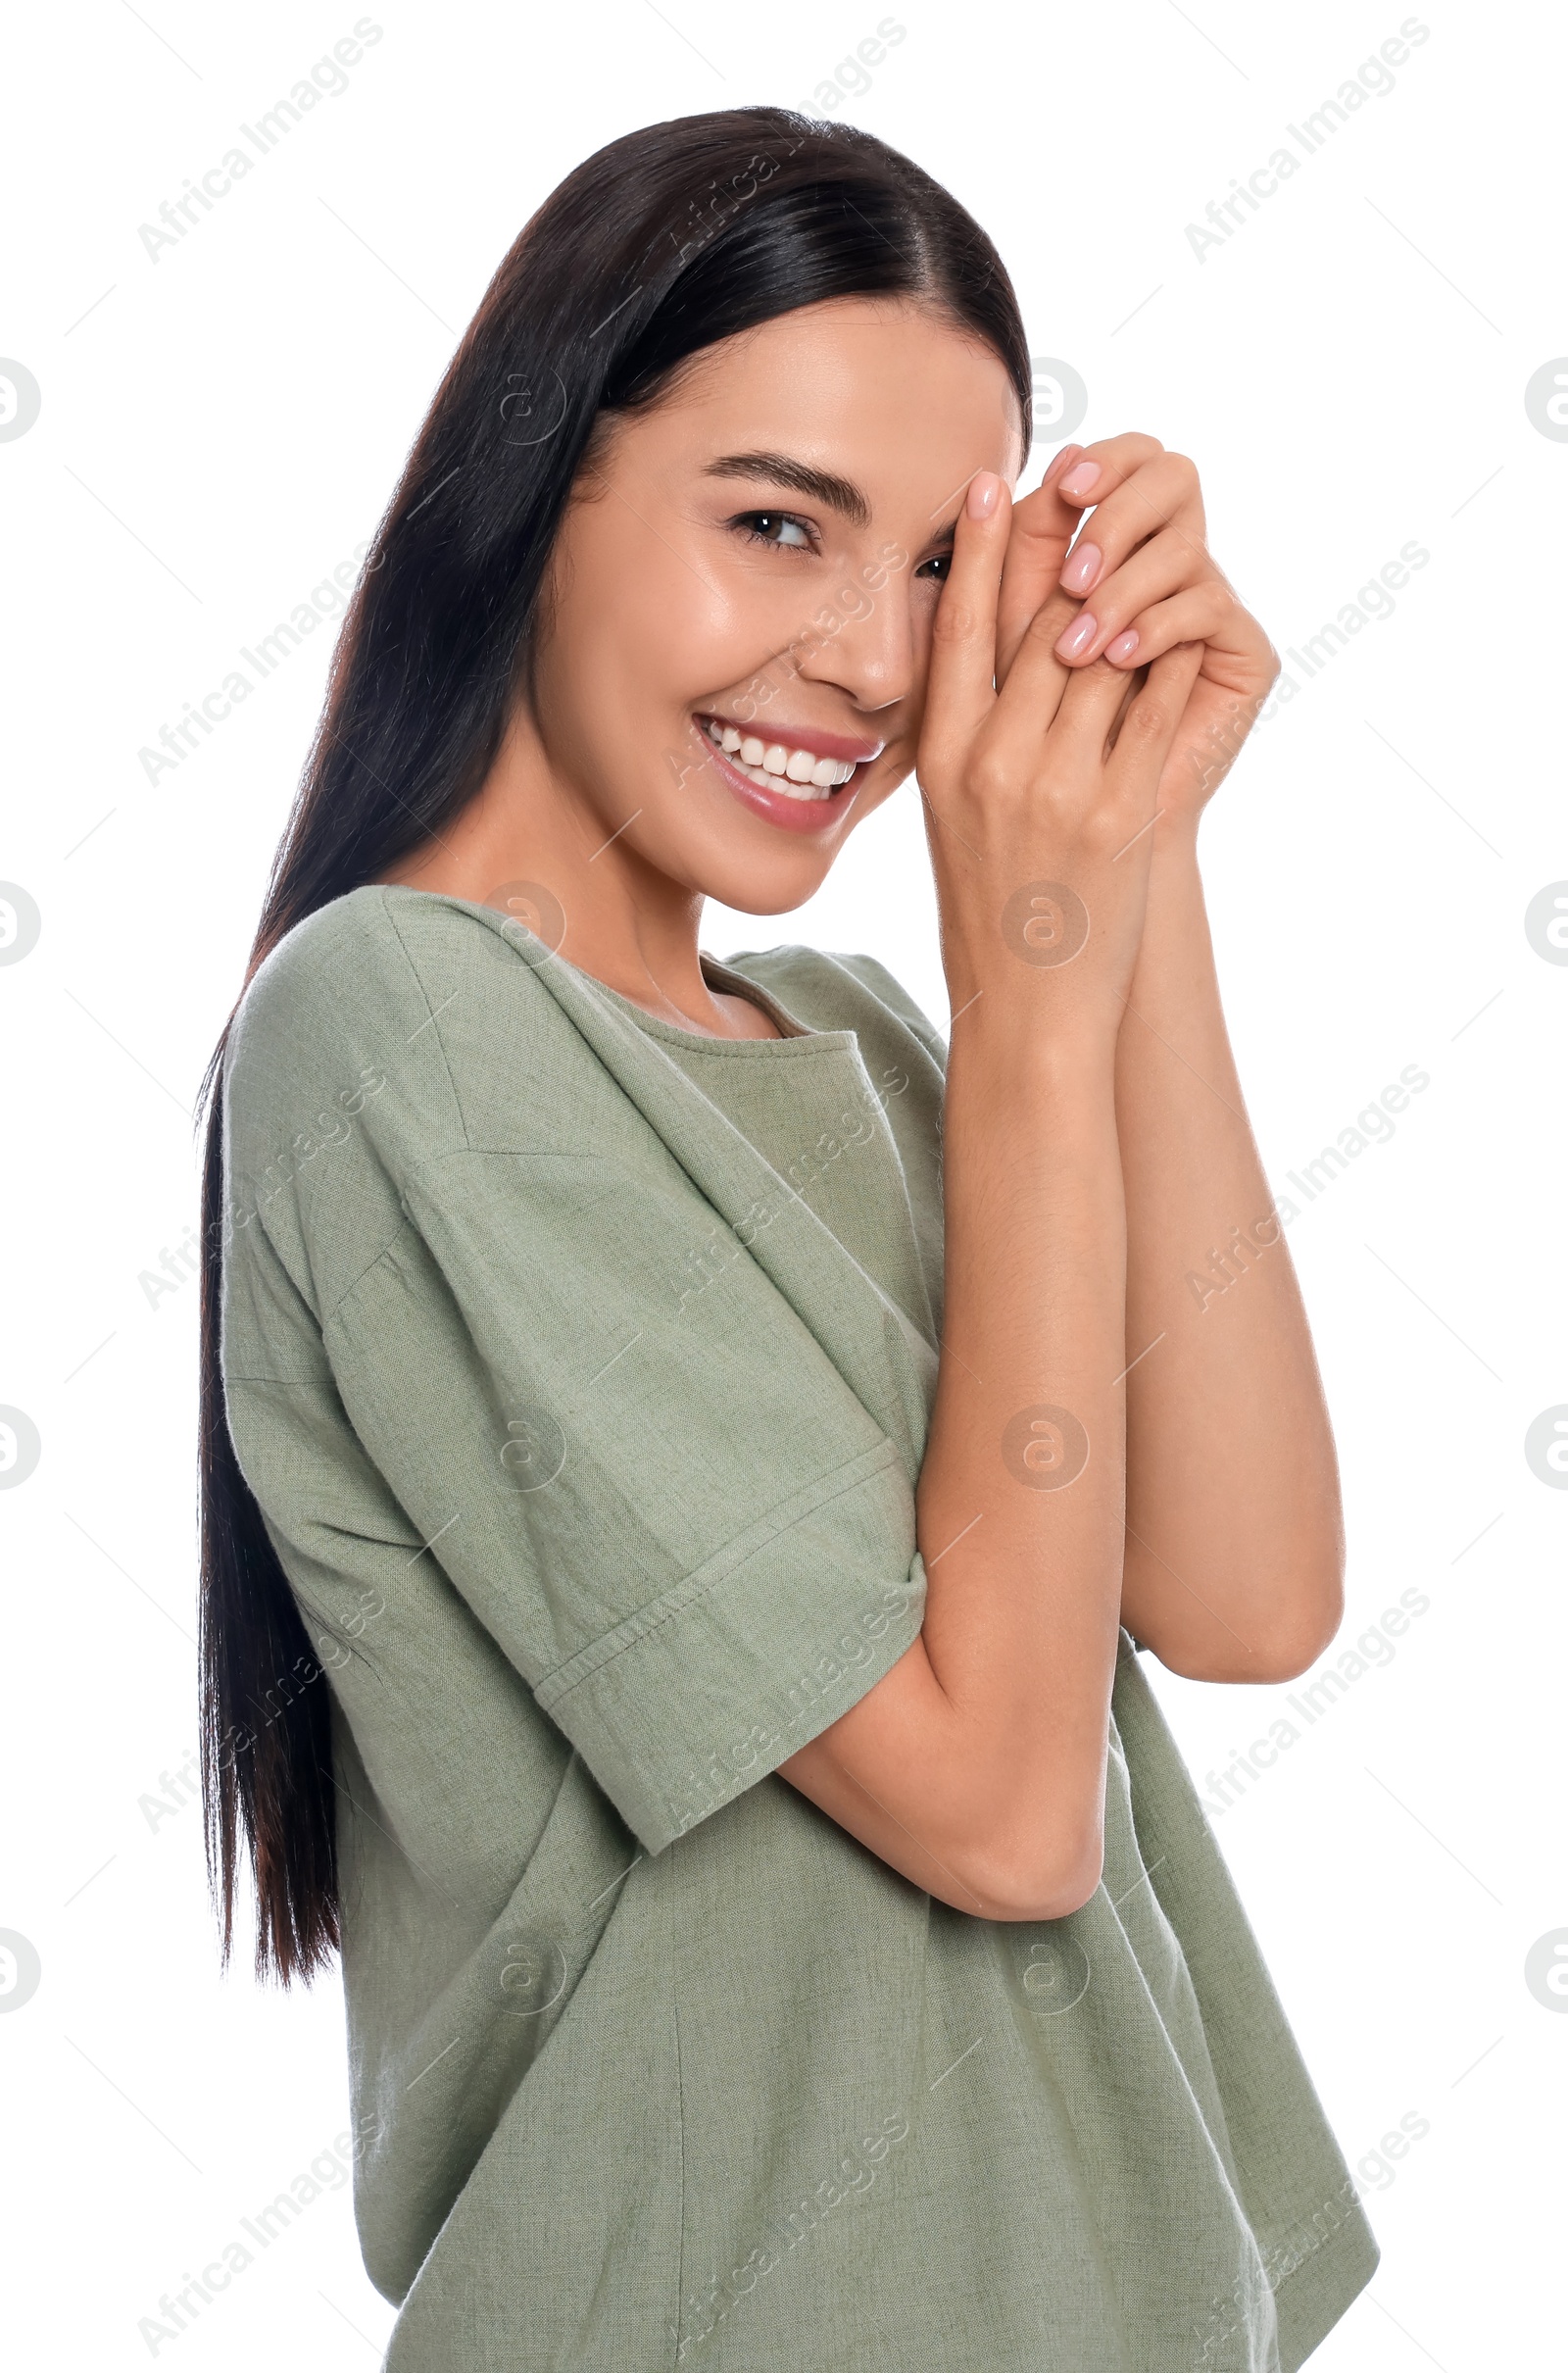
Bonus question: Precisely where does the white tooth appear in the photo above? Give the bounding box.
[761,744,788,775]
[785,748,815,782]
[809,757,836,788]
[740,736,764,766]
[721,726,742,753]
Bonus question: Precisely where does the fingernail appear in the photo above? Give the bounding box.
[1059,541,1102,594]
[1055,613,1098,660]
[1059,462,1102,500]
[966,470,1003,519]
[1042,443,1081,487]
[1105,628,1140,664]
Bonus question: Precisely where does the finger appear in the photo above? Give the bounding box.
[1048,649,1151,759]
[1103,641,1207,789]
[989,577,1092,741]
[995,443,1088,684]
[1099,583,1276,700]
[1055,453,1207,610]
[1053,528,1223,667]
[918,470,1013,786]
[1052,431,1168,516]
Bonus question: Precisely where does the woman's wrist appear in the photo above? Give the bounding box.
[945,989,1127,1096]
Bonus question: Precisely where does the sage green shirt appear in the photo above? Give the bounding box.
[220,885,1377,2371]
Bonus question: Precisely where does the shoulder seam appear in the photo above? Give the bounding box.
[369,887,474,1155]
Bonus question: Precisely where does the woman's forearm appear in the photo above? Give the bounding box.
[778,1013,1132,1923]
[1114,819,1344,1678]
[911,1013,1130,1903]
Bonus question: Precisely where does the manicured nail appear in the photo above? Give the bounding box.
[1105,628,1140,664]
[1042,443,1081,487]
[1059,462,1102,500]
[1060,542,1102,593]
[966,470,1002,519]
[1055,612,1098,660]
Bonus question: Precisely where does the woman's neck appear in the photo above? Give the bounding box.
[370,704,779,1040]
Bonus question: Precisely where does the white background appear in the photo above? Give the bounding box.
[3,1,1564,2364]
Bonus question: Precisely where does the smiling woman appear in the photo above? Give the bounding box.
[196,105,1377,2372]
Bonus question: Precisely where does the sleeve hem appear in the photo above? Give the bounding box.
[532,1441,926,1856]
[535,1439,903,1713]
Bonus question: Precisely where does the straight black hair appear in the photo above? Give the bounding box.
[196,104,1034,1981]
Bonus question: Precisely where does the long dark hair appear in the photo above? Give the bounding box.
[197,104,1034,1982]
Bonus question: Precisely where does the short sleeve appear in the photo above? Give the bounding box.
[220,897,929,1858]
[311,1151,927,1854]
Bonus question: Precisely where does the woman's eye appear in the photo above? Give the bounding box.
[915,552,952,583]
[734,510,815,552]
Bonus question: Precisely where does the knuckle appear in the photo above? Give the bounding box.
[930,598,980,649]
[967,745,1014,801]
[1026,589,1080,645]
[1080,804,1131,863]
[1119,692,1171,744]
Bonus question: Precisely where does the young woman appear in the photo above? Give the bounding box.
[199,107,1378,2370]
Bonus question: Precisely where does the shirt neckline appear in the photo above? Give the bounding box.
[586,954,858,1060]
[374,885,856,1058]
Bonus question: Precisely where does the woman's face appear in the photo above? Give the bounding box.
[525,294,1024,916]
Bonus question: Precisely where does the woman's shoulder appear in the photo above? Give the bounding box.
[228,885,556,1086]
[719,944,948,1068]
[223,886,534,1170]
[231,885,501,1043]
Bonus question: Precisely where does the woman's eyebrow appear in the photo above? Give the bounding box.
[701,450,871,529]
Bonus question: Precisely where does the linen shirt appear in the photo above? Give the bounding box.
[220,884,1378,2371]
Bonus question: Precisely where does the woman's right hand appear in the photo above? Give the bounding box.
[915,468,1204,1055]
[777,465,1208,1922]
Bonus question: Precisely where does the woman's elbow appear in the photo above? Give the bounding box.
[963,1816,1105,1924]
[1152,1558,1345,1684]
[1245,1560,1346,1681]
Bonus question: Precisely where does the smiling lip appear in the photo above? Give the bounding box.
[689,714,873,836]
[695,711,885,766]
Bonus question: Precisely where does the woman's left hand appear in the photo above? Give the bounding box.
[994,432,1278,829]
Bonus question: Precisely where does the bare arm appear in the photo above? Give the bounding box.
[778,464,1204,1921]
[1021,433,1344,1677]
[1114,820,1343,1680]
